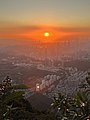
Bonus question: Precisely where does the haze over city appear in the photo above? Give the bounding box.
[0,1,90,119]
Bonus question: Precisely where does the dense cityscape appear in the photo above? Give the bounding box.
[0,40,90,97]
[0,0,90,119]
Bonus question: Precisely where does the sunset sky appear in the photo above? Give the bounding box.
[0,0,90,41]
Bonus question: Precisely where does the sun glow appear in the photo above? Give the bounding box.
[19,28,75,43]
[44,32,50,37]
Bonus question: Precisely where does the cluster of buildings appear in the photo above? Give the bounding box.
[36,74,61,91]
[47,69,88,98]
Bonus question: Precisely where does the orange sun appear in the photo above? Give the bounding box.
[44,32,50,37]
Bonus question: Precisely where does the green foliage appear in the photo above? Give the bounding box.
[0,76,33,120]
[50,72,90,120]
[0,76,54,120]
[12,84,28,89]
[1,73,90,120]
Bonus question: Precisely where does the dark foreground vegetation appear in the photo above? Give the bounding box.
[0,73,90,120]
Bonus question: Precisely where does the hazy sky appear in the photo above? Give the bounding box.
[0,0,90,41]
[0,0,90,27]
